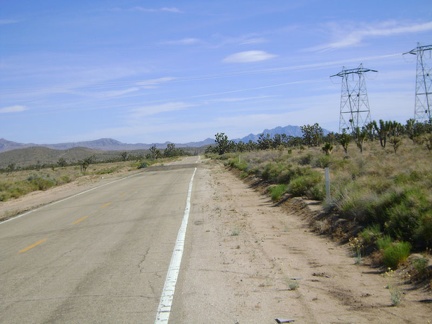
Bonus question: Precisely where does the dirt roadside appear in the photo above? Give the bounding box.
[1,158,430,323]
[176,159,431,323]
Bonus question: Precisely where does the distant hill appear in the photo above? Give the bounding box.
[237,125,304,142]
[0,125,326,168]
[0,147,130,169]
[0,137,215,153]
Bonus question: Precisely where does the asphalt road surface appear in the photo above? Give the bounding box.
[0,156,199,323]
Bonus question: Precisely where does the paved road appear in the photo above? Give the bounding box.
[0,157,199,323]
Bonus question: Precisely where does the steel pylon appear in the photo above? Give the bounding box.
[404,43,432,124]
[331,64,377,133]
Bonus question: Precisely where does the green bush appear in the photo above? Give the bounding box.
[384,187,430,244]
[312,154,332,168]
[382,241,411,269]
[415,213,432,248]
[268,184,287,201]
[360,224,382,245]
[309,183,325,200]
[227,158,249,172]
[287,170,322,198]
[377,235,393,250]
[138,162,148,169]
[413,257,428,274]
[297,153,313,165]
[27,174,56,190]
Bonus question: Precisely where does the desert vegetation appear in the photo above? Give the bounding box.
[0,144,190,202]
[206,119,432,283]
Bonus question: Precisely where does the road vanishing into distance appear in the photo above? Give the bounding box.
[0,157,200,323]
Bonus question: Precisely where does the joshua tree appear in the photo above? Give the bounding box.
[214,133,234,155]
[338,131,351,155]
[322,142,333,155]
[354,127,367,153]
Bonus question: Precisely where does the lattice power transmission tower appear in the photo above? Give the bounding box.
[331,64,377,133]
[404,43,432,123]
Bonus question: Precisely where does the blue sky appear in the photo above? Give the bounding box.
[1,1,431,144]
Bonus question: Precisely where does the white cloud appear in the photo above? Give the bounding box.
[223,50,277,63]
[311,21,432,51]
[161,38,201,45]
[0,105,27,113]
[136,77,176,89]
[132,7,182,13]
[130,102,192,118]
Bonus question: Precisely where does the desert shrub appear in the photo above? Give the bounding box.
[363,188,407,226]
[336,186,378,222]
[394,170,423,184]
[60,175,72,184]
[27,174,56,191]
[138,162,148,169]
[95,167,119,175]
[309,183,326,200]
[261,162,279,181]
[297,153,313,165]
[415,213,432,248]
[360,224,382,245]
[312,154,332,168]
[382,241,411,269]
[413,257,429,275]
[227,157,249,172]
[377,235,393,250]
[384,187,430,244]
[287,169,322,198]
[268,184,287,201]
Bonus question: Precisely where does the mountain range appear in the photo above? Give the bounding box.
[0,125,307,154]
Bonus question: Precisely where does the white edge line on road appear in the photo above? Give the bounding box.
[0,172,141,226]
[155,167,197,324]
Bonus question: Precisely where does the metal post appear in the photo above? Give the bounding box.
[325,167,331,202]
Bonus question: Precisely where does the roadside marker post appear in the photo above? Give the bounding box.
[325,167,331,202]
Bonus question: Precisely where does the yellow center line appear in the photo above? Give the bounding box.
[73,215,89,225]
[100,202,112,209]
[19,238,47,254]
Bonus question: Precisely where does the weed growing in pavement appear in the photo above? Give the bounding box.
[287,279,300,290]
[231,228,240,236]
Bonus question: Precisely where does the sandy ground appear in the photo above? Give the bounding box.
[1,158,431,323]
[178,159,431,323]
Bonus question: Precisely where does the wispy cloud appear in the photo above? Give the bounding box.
[130,102,193,118]
[136,77,176,89]
[239,37,267,45]
[0,105,27,113]
[132,7,182,13]
[310,21,432,51]
[160,38,201,46]
[0,19,19,25]
[209,95,274,103]
[223,50,277,63]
